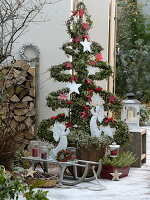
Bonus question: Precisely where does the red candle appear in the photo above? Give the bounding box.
[41,152,47,159]
[111,149,118,156]
[32,148,39,157]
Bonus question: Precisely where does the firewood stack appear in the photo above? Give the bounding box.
[0,60,36,148]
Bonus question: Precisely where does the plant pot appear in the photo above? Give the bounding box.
[76,145,105,177]
[100,164,130,180]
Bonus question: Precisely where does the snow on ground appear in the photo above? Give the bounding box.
[19,127,150,200]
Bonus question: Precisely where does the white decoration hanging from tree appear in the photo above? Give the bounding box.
[90,94,104,107]
[66,81,82,94]
[80,38,91,52]
[101,125,116,137]
[87,66,97,75]
[50,121,70,158]
[90,105,105,137]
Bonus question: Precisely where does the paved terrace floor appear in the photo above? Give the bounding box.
[20,126,150,200]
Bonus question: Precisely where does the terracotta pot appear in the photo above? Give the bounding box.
[100,164,130,180]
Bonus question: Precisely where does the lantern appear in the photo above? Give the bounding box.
[109,142,120,157]
[121,93,141,132]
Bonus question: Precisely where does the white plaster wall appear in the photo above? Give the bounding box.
[85,0,110,89]
[13,0,72,121]
[13,0,112,121]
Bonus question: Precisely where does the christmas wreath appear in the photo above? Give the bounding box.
[56,149,71,162]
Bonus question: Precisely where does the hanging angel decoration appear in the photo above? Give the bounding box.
[90,94,105,137]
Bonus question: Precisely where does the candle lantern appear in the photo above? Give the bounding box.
[40,146,48,160]
[32,141,40,157]
[121,93,141,132]
[109,142,120,157]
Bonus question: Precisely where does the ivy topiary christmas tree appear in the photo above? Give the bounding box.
[38,2,130,151]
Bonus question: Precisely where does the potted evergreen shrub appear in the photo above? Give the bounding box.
[101,151,136,179]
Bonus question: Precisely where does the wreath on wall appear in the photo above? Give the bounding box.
[20,43,40,62]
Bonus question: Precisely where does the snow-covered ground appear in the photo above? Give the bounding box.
[20,127,150,200]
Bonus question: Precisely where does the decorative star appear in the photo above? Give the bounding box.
[72,36,81,43]
[85,78,93,85]
[101,125,116,137]
[58,93,69,101]
[108,95,116,103]
[74,49,80,54]
[95,53,103,61]
[78,9,85,17]
[82,22,89,30]
[87,66,97,75]
[110,170,122,181]
[25,167,36,178]
[80,39,91,52]
[64,62,73,69]
[66,81,82,94]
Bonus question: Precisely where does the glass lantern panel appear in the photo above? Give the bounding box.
[127,107,137,122]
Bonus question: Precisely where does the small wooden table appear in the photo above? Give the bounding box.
[22,157,102,186]
[127,128,147,167]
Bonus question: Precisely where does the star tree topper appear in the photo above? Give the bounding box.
[110,170,122,181]
[80,38,91,52]
[66,81,82,94]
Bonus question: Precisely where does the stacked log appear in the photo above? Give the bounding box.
[0,60,36,146]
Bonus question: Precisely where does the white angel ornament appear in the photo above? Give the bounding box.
[50,121,70,158]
